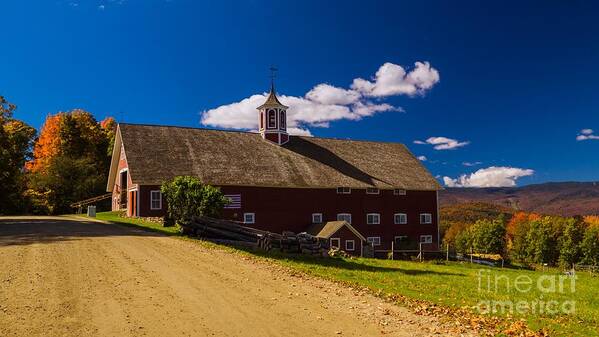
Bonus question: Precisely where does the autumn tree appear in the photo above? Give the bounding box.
[580,226,599,266]
[453,216,507,255]
[27,110,115,214]
[0,96,36,214]
[507,212,541,262]
[523,216,567,265]
[558,218,585,268]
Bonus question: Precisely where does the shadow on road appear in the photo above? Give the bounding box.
[0,217,164,247]
[228,245,465,276]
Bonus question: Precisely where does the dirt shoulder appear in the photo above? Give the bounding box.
[0,216,477,337]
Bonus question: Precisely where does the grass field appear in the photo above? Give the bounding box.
[90,211,180,235]
[92,211,598,336]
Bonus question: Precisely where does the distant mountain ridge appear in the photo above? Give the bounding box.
[439,182,599,216]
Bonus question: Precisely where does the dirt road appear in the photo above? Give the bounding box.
[0,217,473,337]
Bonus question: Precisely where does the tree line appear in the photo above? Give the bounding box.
[444,211,599,268]
[0,95,115,215]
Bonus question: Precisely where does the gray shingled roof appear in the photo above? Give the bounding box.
[306,221,367,241]
[113,123,441,191]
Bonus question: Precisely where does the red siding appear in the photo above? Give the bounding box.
[111,145,137,216]
[136,185,439,251]
[264,133,278,142]
[328,226,363,256]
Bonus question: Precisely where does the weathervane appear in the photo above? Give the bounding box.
[269,66,278,91]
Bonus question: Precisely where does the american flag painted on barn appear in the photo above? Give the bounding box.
[224,194,241,209]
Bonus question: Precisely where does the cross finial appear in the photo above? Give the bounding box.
[269,66,278,92]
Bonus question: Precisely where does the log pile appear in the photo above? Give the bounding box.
[179,216,329,257]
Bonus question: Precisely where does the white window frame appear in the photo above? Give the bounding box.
[393,189,407,196]
[150,190,162,210]
[267,109,276,128]
[336,213,352,224]
[367,236,381,246]
[366,187,379,194]
[312,213,323,224]
[345,240,355,251]
[279,110,286,129]
[336,187,351,194]
[394,213,408,225]
[243,212,255,224]
[420,213,433,224]
[366,213,380,225]
[420,235,433,244]
[330,238,341,249]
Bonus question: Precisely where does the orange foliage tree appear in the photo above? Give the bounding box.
[506,212,541,241]
[26,113,63,173]
[584,215,599,228]
[27,110,116,214]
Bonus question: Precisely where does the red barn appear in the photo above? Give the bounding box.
[107,86,442,256]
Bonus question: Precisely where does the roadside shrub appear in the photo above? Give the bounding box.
[160,176,229,224]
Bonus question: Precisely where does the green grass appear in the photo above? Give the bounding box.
[241,252,598,336]
[87,211,180,235]
[92,211,598,336]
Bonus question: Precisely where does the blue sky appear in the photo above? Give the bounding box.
[2,0,599,186]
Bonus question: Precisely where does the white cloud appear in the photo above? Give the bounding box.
[414,136,470,150]
[443,166,534,188]
[581,129,593,135]
[201,61,437,135]
[462,161,482,167]
[305,84,360,105]
[417,155,427,161]
[351,62,440,97]
[577,129,599,141]
[287,127,312,136]
[98,4,105,10]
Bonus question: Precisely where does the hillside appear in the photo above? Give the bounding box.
[439,182,599,216]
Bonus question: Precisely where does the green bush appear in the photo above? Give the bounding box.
[160,176,229,224]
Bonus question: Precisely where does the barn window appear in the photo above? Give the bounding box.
[337,213,352,224]
[394,213,407,225]
[267,109,276,128]
[394,236,408,246]
[312,213,323,224]
[366,187,379,194]
[393,189,407,195]
[330,238,341,249]
[345,240,355,251]
[366,213,380,225]
[336,187,351,194]
[420,213,432,224]
[420,235,433,244]
[367,237,381,246]
[150,190,162,210]
[243,213,255,224]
